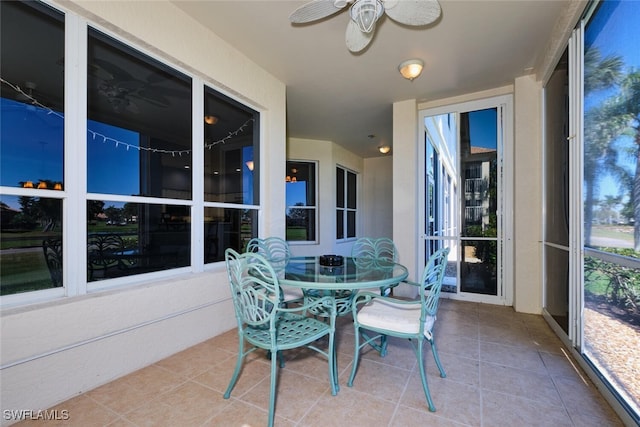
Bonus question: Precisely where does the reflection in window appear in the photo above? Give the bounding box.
[0,195,63,295]
[204,207,256,263]
[286,161,316,242]
[204,86,259,205]
[87,28,192,199]
[1,1,64,190]
[87,201,190,281]
[1,1,65,297]
[1,1,262,299]
[460,239,497,295]
[461,109,497,238]
[336,166,357,240]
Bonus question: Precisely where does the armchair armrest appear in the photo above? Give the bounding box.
[400,278,421,287]
[351,291,419,317]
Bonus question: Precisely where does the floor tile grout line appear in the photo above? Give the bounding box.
[389,361,415,427]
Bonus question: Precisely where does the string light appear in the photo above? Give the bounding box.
[1,77,254,156]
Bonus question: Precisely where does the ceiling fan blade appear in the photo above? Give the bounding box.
[133,90,171,108]
[345,19,374,53]
[290,0,348,24]
[90,58,135,82]
[384,0,441,26]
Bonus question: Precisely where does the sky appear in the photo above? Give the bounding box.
[468,109,497,150]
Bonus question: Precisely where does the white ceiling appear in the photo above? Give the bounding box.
[172,0,570,158]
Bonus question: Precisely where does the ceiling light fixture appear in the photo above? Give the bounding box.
[350,0,384,33]
[379,145,391,154]
[398,59,424,81]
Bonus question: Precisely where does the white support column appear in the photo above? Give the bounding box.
[392,99,419,298]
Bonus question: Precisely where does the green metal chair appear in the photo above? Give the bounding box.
[223,248,338,427]
[351,237,398,262]
[351,237,402,295]
[246,237,291,270]
[348,246,450,412]
[246,237,304,305]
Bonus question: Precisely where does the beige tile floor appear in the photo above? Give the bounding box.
[16,299,624,426]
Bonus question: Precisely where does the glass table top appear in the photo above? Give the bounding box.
[279,256,408,290]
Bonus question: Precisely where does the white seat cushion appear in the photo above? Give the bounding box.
[281,285,304,301]
[356,298,435,338]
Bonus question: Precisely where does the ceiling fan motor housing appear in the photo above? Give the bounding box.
[350,0,384,33]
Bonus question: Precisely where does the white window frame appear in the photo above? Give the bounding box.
[286,160,318,244]
[418,95,514,306]
[0,1,263,308]
[336,165,357,241]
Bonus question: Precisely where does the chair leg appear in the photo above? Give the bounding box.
[430,338,446,378]
[267,348,278,427]
[347,326,361,387]
[380,334,388,357]
[416,339,436,412]
[329,332,339,394]
[224,338,245,399]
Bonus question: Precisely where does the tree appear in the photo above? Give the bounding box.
[122,203,137,223]
[286,203,308,224]
[584,98,631,243]
[597,195,622,224]
[619,69,640,250]
[104,205,124,224]
[87,200,105,223]
[583,48,626,246]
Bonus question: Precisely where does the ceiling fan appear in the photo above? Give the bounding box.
[289,0,442,52]
[89,58,180,114]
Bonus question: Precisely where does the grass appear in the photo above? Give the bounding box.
[286,227,309,241]
[591,224,634,244]
[0,230,61,250]
[0,249,52,295]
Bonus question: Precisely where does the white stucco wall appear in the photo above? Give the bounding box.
[1,0,286,421]
[362,156,393,238]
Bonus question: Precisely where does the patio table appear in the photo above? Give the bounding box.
[279,256,409,316]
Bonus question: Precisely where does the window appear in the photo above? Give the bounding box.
[285,161,317,242]
[86,29,193,281]
[336,166,357,240]
[203,86,259,262]
[0,1,65,296]
[543,0,640,422]
[420,98,510,302]
[582,0,639,419]
[0,0,261,300]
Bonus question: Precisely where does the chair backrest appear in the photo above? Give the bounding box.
[225,248,280,328]
[420,246,450,316]
[42,238,63,287]
[246,237,291,270]
[373,237,398,262]
[87,233,125,268]
[352,237,398,262]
